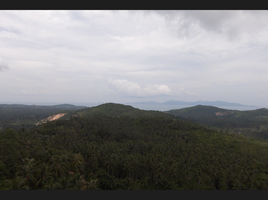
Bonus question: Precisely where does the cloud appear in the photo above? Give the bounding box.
[253,92,268,100]
[108,79,171,97]
[186,91,198,96]
[149,10,268,40]
[0,11,268,107]
[0,59,9,71]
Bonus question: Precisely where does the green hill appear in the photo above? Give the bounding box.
[0,104,86,131]
[70,103,182,119]
[166,105,268,140]
[2,103,268,190]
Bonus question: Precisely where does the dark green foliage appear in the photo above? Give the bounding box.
[0,104,86,131]
[1,103,268,190]
[167,106,268,141]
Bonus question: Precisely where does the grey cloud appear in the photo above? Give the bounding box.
[0,60,9,71]
[0,26,21,34]
[181,11,236,33]
[184,11,268,39]
[149,10,268,40]
[1,11,268,107]
[68,11,91,23]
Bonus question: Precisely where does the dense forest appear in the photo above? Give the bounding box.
[167,105,268,141]
[1,103,268,190]
[0,104,86,131]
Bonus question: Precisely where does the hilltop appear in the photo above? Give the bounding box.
[166,105,268,140]
[70,103,180,119]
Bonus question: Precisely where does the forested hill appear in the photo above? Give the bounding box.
[2,103,268,190]
[0,103,186,131]
[166,105,268,140]
[167,105,229,119]
[70,103,182,119]
[0,104,86,109]
[0,104,86,130]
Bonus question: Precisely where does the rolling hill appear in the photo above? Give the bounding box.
[166,105,268,140]
[2,103,268,190]
[70,103,181,119]
[0,104,86,131]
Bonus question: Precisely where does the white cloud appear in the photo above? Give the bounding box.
[108,79,171,97]
[0,11,268,107]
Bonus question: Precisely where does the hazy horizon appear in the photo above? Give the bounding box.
[0,99,260,106]
[0,100,264,112]
[1,11,268,107]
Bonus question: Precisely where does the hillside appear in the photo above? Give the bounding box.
[1,103,268,190]
[167,105,268,140]
[0,104,86,131]
[71,103,181,119]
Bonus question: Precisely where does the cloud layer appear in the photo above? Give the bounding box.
[108,79,171,97]
[0,58,9,71]
[0,11,268,107]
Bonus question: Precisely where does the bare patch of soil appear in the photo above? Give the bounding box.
[215,112,234,116]
[36,113,67,125]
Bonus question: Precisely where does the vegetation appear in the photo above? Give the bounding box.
[0,104,86,131]
[1,103,268,190]
[167,105,268,141]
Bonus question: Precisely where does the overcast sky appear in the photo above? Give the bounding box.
[1,10,268,107]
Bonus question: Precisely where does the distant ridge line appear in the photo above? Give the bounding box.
[127,100,256,107]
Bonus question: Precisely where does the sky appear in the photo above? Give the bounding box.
[1,10,268,107]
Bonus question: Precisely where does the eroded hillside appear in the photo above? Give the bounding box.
[36,113,67,125]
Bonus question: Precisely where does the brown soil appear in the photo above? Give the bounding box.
[36,113,67,125]
[215,111,234,116]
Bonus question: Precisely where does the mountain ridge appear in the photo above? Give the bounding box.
[166,105,268,141]
[70,102,181,120]
[128,100,256,107]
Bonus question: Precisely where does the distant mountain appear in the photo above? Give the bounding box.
[127,100,255,107]
[161,100,188,105]
[126,101,160,105]
[194,101,255,107]
[0,104,86,110]
[162,100,255,107]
